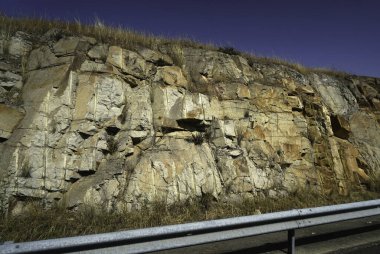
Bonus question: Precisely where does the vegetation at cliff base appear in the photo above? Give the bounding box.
[1,190,379,243]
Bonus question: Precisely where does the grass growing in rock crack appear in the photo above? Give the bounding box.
[1,190,379,243]
[105,134,119,154]
[18,160,32,178]
[190,132,205,145]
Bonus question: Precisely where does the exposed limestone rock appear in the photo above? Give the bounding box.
[0,70,22,89]
[87,44,109,61]
[183,48,249,85]
[80,60,121,74]
[349,111,380,180]
[0,104,24,139]
[7,31,32,57]
[123,138,222,209]
[358,83,378,100]
[63,159,125,210]
[27,46,74,71]
[53,37,90,56]
[125,85,154,141]
[22,64,72,106]
[151,85,214,130]
[106,46,155,79]
[137,48,173,66]
[154,66,187,88]
[309,74,358,115]
[372,98,380,111]
[1,29,379,213]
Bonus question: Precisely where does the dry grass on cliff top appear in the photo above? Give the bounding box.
[1,190,379,243]
[0,14,349,79]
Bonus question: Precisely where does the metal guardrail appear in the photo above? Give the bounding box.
[1,199,380,254]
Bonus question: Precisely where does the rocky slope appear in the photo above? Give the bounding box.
[0,28,379,214]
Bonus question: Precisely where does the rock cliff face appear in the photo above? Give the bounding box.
[1,29,379,213]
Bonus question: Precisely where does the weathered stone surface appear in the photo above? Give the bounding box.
[372,98,380,111]
[137,48,173,65]
[22,64,72,105]
[0,62,12,71]
[154,66,187,88]
[73,73,128,124]
[27,46,74,71]
[349,111,380,180]
[80,60,120,74]
[124,138,222,208]
[1,31,380,213]
[183,48,249,85]
[350,112,380,147]
[232,55,255,81]
[0,71,22,89]
[63,159,125,210]
[358,83,378,100]
[151,86,215,130]
[249,83,296,112]
[106,46,155,79]
[309,74,358,115]
[53,37,90,56]
[117,85,154,144]
[337,139,370,183]
[0,104,24,139]
[87,44,109,60]
[7,31,32,57]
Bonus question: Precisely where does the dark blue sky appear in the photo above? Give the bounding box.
[1,0,379,77]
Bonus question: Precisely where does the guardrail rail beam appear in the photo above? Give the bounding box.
[1,199,380,254]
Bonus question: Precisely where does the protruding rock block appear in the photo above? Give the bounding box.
[0,104,24,140]
[154,66,187,88]
[106,46,155,79]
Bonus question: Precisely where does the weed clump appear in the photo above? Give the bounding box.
[189,132,205,145]
[105,135,118,154]
[18,160,32,178]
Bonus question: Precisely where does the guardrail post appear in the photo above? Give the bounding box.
[288,229,295,254]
